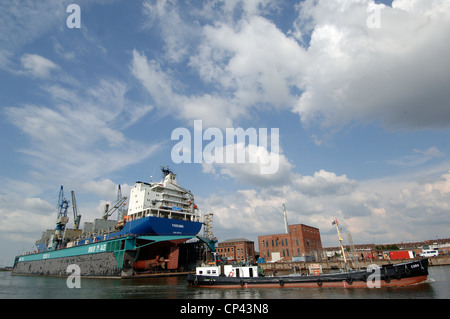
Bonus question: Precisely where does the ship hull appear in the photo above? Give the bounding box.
[117,215,202,237]
[187,259,429,289]
[35,216,203,252]
[12,251,123,278]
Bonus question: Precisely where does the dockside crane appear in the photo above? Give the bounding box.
[103,186,127,220]
[53,186,70,249]
[71,190,82,230]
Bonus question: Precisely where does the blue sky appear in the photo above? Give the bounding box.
[1,0,450,266]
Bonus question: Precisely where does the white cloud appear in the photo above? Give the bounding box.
[142,0,200,63]
[0,1,66,51]
[4,78,158,182]
[135,1,306,128]
[0,194,55,243]
[293,0,450,136]
[291,170,357,197]
[82,179,124,198]
[136,0,450,140]
[190,15,305,109]
[21,53,59,78]
[387,146,446,167]
[130,49,243,128]
[202,142,293,187]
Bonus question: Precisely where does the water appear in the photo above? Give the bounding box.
[1,266,449,299]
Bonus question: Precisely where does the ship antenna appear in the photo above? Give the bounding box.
[282,204,289,234]
[161,165,173,177]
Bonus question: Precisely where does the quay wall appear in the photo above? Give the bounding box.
[259,255,450,273]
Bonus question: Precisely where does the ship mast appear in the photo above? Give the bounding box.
[332,217,348,266]
[282,204,289,234]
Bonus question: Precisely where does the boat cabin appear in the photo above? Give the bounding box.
[195,264,259,278]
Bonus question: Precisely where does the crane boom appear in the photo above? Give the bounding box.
[71,190,82,230]
[103,196,127,220]
[57,186,69,219]
[117,185,124,220]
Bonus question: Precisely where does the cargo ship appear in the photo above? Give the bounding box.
[12,167,204,278]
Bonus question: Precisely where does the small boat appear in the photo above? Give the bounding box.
[186,258,429,288]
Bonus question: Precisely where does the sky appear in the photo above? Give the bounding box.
[1,0,450,266]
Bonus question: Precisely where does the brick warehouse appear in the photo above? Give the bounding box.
[216,238,256,263]
[258,224,323,262]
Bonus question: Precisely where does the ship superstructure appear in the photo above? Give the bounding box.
[125,167,200,227]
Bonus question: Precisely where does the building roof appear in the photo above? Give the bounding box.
[258,223,320,237]
[219,238,253,244]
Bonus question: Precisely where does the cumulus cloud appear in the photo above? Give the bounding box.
[134,0,306,128]
[135,0,450,139]
[82,179,130,199]
[202,142,293,187]
[0,194,55,243]
[293,0,450,135]
[190,15,305,109]
[130,49,246,128]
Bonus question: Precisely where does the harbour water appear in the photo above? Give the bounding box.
[1,266,449,299]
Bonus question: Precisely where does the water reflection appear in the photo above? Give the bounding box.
[1,265,448,299]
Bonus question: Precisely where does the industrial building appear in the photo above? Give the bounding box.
[216,238,256,263]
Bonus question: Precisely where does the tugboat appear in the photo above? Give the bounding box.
[187,218,429,288]
[186,259,429,288]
